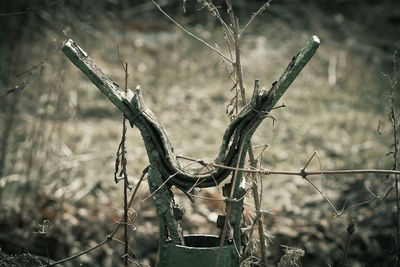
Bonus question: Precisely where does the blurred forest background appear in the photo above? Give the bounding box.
[0,0,400,266]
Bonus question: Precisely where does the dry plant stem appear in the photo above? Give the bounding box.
[227,1,274,261]
[227,1,270,261]
[216,135,246,267]
[117,46,130,266]
[273,169,400,176]
[248,146,268,266]
[122,60,129,267]
[226,0,246,106]
[217,4,257,266]
[123,154,129,265]
[210,164,400,176]
[245,81,268,266]
[389,69,400,263]
[151,0,233,64]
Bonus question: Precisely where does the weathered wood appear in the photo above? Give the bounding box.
[61,36,319,191]
[148,166,184,245]
[265,35,320,110]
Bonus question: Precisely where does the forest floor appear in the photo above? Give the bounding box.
[1,1,400,266]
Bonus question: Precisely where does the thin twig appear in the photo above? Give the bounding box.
[0,80,30,100]
[226,0,246,106]
[220,9,270,264]
[240,0,272,35]
[274,169,400,176]
[215,162,400,176]
[151,0,234,64]
[140,170,180,203]
[302,151,317,170]
[117,48,130,266]
[122,62,129,267]
[0,61,45,81]
[303,176,378,217]
[302,151,325,195]
[0,63,45,100]
[127,166,148,213]
[315,151,325,195]
[177,154,400,176]
[45,240,109,266]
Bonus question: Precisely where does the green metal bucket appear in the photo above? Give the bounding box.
[159,234,239,267]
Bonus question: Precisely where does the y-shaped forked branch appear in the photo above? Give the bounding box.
[62,36,319,191]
